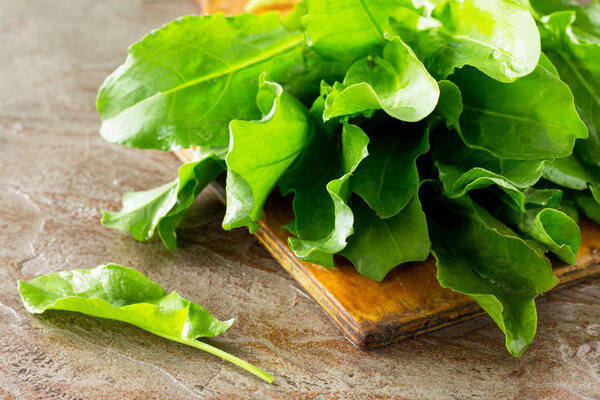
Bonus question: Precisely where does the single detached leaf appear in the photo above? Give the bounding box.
[302,0,404,64]
[538,11,600,167]
[97,13,305,150]
[423,189,558,357]
[341,194,431,281]
[18,264,272,382]
[223,75,311,231]
[389,0,541,82]
[352,127,429,218]
[102,154,224,249]
[452,64,588,160]
[528,208,580,264]
[281,111,370,267]
[323,37,439,123]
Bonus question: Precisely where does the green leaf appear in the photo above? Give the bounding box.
[302,0,404,64]
[574,192,600,224]
[537,11,600,167]
[97,13,305,150]
[543,155,600,202]
[433,131,545,208]
[223,75,311,231]
[102,154,224,249]
[530,0,600,44]
[389,0,541,82]
[352,127,429,218]
[429,80,462,129]
[18,264,272,382]
[281,112,370,267]
[323,37,439,122]
[340,194,431,281]
[451,63,588,160]
[423,190,558,357]
[528,208,580,264]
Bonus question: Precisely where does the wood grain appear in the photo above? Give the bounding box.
[174,148,600,348]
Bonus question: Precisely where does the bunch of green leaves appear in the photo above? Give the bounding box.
[96,0,600,357]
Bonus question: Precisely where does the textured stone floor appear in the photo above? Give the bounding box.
[1,0,599,399]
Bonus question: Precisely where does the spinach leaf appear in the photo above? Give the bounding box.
[302,0,404,64]
[530,0,600,44]
[432,131,545,208]
[543,155,600,202]
[18,264,272,382]
[451,63,588,160]
[429,80,462,129]
[423,189,558,357]
[341,194,431,281]
[574,192,600,224]
[223,75,311,231]
[323,37,439,123]
[102,154,224,249]
[283,122,370,267]
[537,11,600,167]
[97,13,305,150]
[528,208,580,264]
[389,0,540,82]
[352,127,429,218]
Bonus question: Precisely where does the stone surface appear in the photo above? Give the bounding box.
[0,0,599,399]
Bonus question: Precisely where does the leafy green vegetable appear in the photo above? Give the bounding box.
[341,194,431,281]
[95,0,600,359]
[97,13,305,150]
[223,74,311,231]
[423,189,557,357]
[302,0,403,64]
[282,119,370,267]
[537,11,600,166]
[102,154,224,249]
[352,126,429,218]
[18,264,272,382]
[451,63,588,160]
[323,36,439,122]
[527,208,580,264]
[389,0,541,82]
[543,155,600,201]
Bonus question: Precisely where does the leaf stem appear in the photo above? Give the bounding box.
[148,329,274,383]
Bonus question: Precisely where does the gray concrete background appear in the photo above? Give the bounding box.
[1,0,599,398]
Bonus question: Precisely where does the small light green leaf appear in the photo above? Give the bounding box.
[341,194,431,281]
[223,75,311,231]
[97,13,305,150]
[452,63,588,160]
[528,208,580,264]
[18,264,272,382]
[102,154,224,249]
[323,37,439,122]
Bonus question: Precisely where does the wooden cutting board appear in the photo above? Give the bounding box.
[175,148,600,348]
